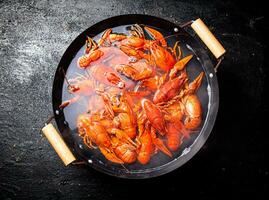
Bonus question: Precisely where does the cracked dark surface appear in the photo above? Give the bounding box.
[0,0,267,199]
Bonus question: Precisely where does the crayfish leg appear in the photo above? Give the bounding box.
[99,147,124,164]
[83,136,97,149]
[184,116,202,131]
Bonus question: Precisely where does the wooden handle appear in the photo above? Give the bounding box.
[42,123,76,166]
[191,18,226,59]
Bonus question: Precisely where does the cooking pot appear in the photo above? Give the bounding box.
[42,14,225,179]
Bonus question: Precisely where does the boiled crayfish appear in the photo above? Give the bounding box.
[77,114,137,164]
[60,24,205,166]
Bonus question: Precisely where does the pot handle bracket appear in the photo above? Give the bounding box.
[41,116,76,166]
[180,18,226,72]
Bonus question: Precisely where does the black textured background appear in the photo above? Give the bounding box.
[0,0,268,199]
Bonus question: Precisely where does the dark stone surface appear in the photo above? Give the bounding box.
[0,0,267,199]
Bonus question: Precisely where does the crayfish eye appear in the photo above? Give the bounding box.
[118,82,125,89]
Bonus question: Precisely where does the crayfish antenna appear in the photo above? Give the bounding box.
[120,163,130,172]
